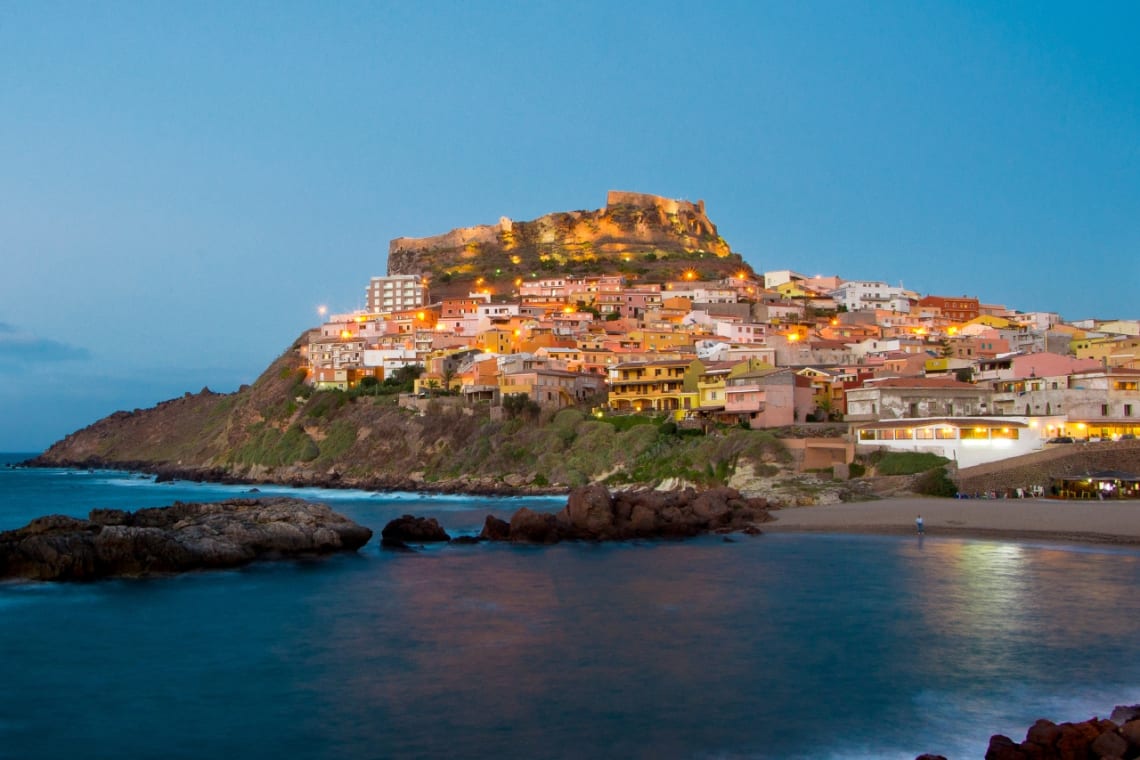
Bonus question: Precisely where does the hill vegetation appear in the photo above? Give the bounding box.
[33,335,801,495]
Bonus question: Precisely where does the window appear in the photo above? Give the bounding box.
[1126,405,1133,417]
[1102,404,1110,417]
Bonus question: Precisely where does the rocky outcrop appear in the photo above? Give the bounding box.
[977,706,1140,760]
[380,515,451,548]
[387,190,749,299]
[475,485,770,543]
[0,498,372,581]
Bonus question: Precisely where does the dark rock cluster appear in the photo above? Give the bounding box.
[379,485,769,549]
[981,706,1140,760]
[0,498,373,581]
[494,485,770,544]
[380,515,450,548]
[497,484,769,543]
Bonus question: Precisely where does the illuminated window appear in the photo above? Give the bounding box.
[935,428,956,440]
[960,428,989,440]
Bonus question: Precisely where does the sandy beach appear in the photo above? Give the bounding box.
[766,497,1140,547]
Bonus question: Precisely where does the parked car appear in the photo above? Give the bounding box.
[1046,436,1075,444]
[1120,433,1137,440]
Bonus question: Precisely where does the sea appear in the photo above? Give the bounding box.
[2,452,1140,760]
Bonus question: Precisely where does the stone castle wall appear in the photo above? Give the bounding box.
[605,190,705,218]
[390,192,710,259]
[386,191,731,278]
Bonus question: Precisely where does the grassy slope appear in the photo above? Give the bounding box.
[36,336,794,491]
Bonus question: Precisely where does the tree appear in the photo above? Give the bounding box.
[502,392,540,419]
[358,376,380,395]
[384,364,423,391]
[441,365,457,395]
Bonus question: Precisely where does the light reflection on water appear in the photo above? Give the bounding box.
[3,461,1140,759]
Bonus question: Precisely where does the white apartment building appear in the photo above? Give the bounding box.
[366,275,426,313]
[829,281,911,313]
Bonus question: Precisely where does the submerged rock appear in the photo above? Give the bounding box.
[0,497,372,581]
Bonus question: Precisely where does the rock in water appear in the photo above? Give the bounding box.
[478,515,511,541]
[380,515,450,548]
[0,497,372,581]
[492,485,771,543]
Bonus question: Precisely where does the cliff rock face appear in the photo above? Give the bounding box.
[388,191,748,298]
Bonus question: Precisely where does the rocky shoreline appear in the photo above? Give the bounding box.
[18,455,569,497]
[0,497,372,581]
[380,484,771,547]
[979,704,1139,760]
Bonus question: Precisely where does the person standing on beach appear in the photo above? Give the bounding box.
[916,514,924,535]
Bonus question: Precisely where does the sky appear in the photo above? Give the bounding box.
[1,1,1137,451]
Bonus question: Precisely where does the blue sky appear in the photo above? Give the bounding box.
[1,1,1137,451]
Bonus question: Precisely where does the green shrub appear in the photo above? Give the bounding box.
[599,414,656,432]
[914,466,959,497]
[848,462,866,478]
[876,452,950,476]
[305,390,349,418]
[502,393,541,419]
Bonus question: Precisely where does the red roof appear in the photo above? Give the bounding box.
[867,377,976,389]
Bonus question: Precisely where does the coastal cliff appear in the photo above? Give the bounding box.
[30,335,798,496]
[388,191,752,299]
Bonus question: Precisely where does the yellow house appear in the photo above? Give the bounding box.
[1072,335,1140,367]
[964,314,1013,330]
[623,329,697,353]
[775,281,812,299]
[691,360,773,416]
[607,358,704,413]
[477,327,518,355]
[695,363,733,411]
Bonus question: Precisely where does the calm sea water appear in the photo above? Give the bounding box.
[3,452,1140,760]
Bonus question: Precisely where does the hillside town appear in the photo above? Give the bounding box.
[305,270,1140,471]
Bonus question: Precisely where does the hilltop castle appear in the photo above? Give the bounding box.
[386,191,733,288]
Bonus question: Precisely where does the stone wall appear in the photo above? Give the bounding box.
[955,440,1140,496]
[386,191,730,278]
[605,190,704,218]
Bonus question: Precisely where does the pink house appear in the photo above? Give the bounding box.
[724,369,815,428]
